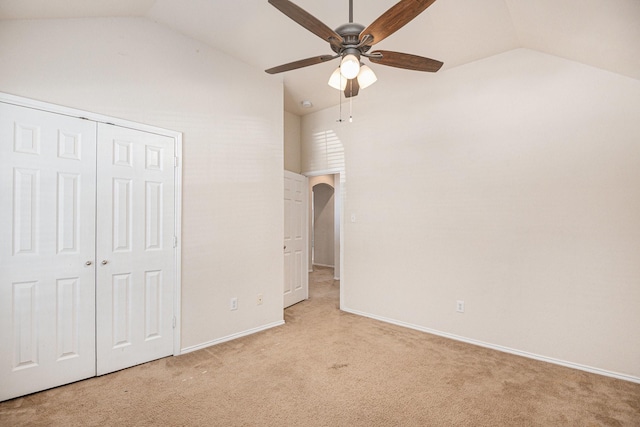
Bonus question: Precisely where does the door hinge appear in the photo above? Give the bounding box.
[173,235,178,248]
[174,156,179,168]
[172,316,176,329]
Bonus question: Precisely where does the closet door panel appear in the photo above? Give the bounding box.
[0,102,97,401]
[96,124,175,375]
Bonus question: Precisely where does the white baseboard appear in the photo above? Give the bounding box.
[180,320,284,355]
[312,263,334,268]
[341,306,640,384]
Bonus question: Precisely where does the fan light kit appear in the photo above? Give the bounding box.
[340,50,361,79]
[328,64,377,91]
[265,0,443,100]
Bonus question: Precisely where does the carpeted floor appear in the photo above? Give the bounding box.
[1,266,639,426]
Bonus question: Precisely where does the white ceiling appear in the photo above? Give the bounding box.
[1,0,639,115]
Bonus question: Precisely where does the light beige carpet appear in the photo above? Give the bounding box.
[1,266,639,426]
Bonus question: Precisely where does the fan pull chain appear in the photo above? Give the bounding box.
[337,66,355,123]
[349,88,353,123]
[337,80,343,123]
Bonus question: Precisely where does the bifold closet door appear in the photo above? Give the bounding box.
[0,103,98,401]
[95,123,176,375]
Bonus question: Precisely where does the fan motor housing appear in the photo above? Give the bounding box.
[332,22,371,54]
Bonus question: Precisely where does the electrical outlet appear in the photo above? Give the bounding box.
[456,300,465,313]
[230,297,238,311]
[257,294,263,305]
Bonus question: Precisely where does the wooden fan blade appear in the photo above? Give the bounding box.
[269,0,343,47]
[265,55,337,74]
[369,50,443,72]
[344,78,360,98]
[361,0,437,46]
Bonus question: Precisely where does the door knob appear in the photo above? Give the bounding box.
[101,260,108,265]
[85,261,92,266]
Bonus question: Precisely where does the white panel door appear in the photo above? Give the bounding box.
[284,171,308,308]
[96,123,175,375]
[0,103,97,401]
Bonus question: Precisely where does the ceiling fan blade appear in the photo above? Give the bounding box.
[369,50,443,72]
[269,0,343,47]
[344,78,360,98]
[360,0,437,46]
[265,55,338,74]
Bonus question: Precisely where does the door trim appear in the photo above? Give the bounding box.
[0,91,183,357]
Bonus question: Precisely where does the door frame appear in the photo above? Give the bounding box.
[303,169,344,308]
[0,92,183,356]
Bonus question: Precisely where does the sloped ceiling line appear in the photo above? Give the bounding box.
[1,0,638,115]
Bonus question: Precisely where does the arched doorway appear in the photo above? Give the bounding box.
[308,173,341,282]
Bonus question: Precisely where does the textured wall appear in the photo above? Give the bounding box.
[284,111,301,173]
[301,49,640,380]
[0,17,285,350]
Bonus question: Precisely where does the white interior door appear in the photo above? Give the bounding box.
[95,123,176,375]
[0,103,97,401]
[284,171,308,308]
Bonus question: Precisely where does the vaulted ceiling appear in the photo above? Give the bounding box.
[1,0,639,115]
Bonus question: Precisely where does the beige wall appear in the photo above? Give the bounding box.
[0,17,285,350]
[301,48,640,380]
[284,111,301,173]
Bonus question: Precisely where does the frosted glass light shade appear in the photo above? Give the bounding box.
[328,68,347,90]
[357,65,377,89]
[340,54,360,79]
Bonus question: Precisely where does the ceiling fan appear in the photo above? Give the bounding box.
[265,0,443,98]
